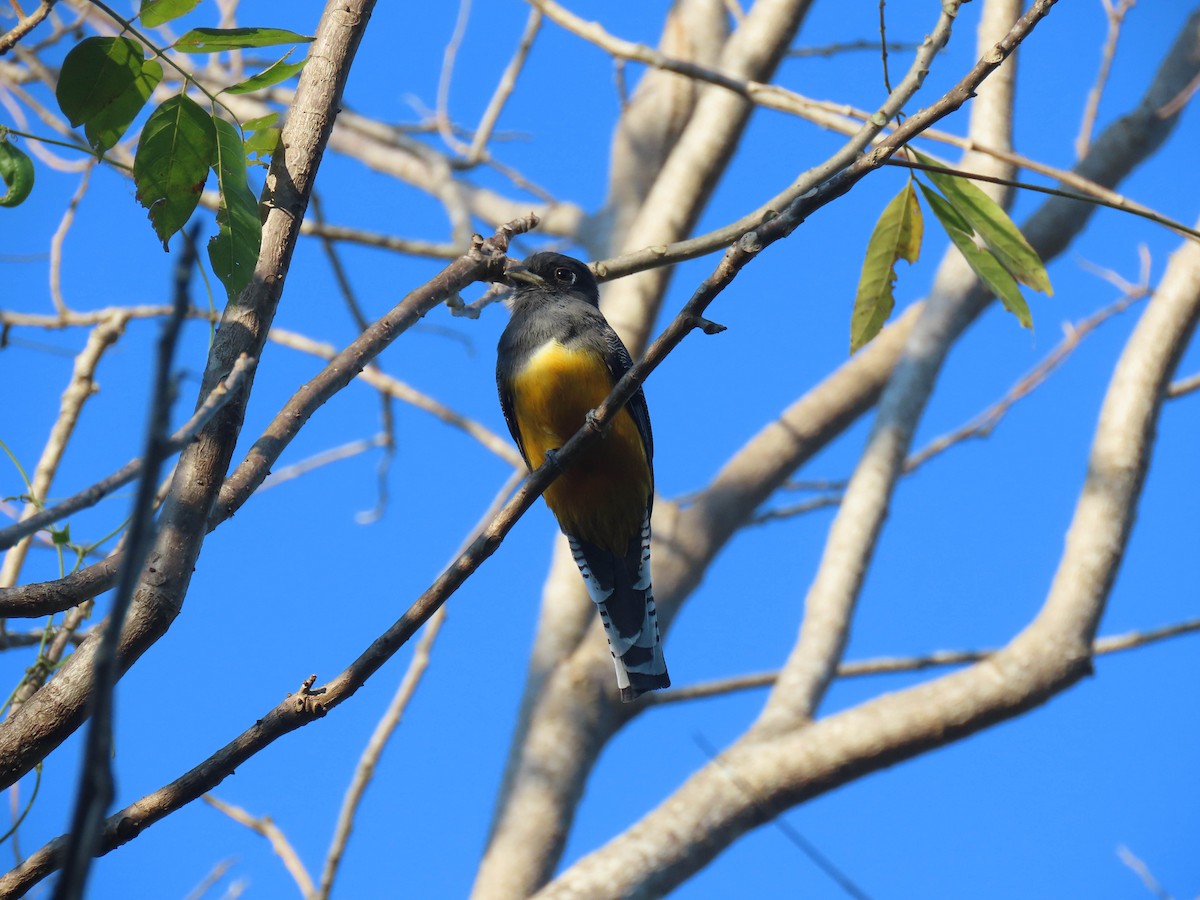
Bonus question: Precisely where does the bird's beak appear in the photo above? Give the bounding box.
[503,264,545,288]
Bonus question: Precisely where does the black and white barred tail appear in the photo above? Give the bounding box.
[568,513,669,701]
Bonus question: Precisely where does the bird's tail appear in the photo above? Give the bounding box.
[568,513,670,702]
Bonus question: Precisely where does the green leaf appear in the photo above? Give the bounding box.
[56,37,163,152]
[914,150,1053,296]
[243,126,280,162]
[140,0,201,28]
[173,27,314,53]
[222,51,307,95]
[919,182,1031,329]
[242,113,278,132]
[51,524,71,546]
[207,117,261,300]
[0,140,35,207]
[850,180,923,353]
[134,95,216,248]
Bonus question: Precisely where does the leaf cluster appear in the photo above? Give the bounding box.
[851,150,1053,353]
[6,2,312,301]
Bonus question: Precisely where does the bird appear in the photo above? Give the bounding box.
[495,251,669,702]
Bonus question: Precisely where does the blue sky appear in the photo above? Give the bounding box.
[1,1,1198,897]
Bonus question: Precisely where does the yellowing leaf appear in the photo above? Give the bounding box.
[850,181,923,353]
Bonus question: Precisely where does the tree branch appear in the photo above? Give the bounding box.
[648,617,1200,705]
[536,209,1200,899]
[0,0,381,796]
[0,355,256,557]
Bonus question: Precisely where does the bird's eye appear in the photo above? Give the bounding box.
[553,267,576,285]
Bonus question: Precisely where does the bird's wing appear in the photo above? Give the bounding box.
[496,374,531,469]
[602,326,654,483]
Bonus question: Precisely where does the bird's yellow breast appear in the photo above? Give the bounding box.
[510,341,650,553]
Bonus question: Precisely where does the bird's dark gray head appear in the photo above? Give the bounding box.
[503,252,600,308]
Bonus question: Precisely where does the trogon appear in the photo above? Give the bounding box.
[495,251,669,701]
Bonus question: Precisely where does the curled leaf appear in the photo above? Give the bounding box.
[0,140,35,208]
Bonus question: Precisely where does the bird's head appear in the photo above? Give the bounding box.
[501,252,600,307]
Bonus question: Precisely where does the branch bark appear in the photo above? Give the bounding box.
[0,0,379,793]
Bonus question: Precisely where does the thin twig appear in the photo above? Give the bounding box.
[1166,371,1200,398]
[53,230,195,900]
[788,39,917,59]
[0,314,126,592]
[647,617,1200,705]
[0,627,84,652]
[693,732,872,900]
[1076,0,1136,159]
[877,0,892,95]
[466,7,541,164]
[298,220,462,258]
[265,327,521,467]
[203,796,314,897]
[0,355,256,552]
[257,434,388,492]
[182,857,236,900]
[1156,68,1200,119]
[309,192,396,524]
[905,280,1149,472]
[47,161,93,318]
[1116,845,1175,900]
[436,0,473,156]
[316,470,523,899]
[887,155,1200,243]
[0,0,55,55]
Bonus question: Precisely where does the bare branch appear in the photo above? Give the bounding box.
[256,435,387,492]
[182,857,236,900]
[904,281,1148,473]
[0,0,383,799]
[0,0,55,55]
[0,314,127,593]
[1117,845,1176,900]
[1166,370,1200,397]
[47,161,93,318]
[0,355,256,556]
[537,207,1200,899]
[649,617,1200,705]
[435,0,474,157]
[788,39,918,58]
[265,327,522,468]
[316,470,523,899]
[203,796,314,898]
[55,233,193,900]
[466,8,542,164]
[1076,0,1137,159]
[297,220,461,258]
